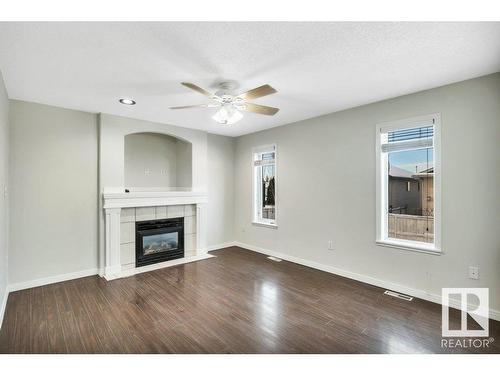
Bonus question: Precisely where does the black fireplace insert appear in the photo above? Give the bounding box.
[135,217,184,267]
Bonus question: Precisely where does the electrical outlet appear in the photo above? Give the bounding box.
[468,266,479,280]
[327,240,334,250]
[144,168,151,176]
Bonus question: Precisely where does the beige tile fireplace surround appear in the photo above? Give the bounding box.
[103,190,209,280]
[120,204,198,270]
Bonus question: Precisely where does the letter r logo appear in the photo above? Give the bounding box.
[442,288,489,337]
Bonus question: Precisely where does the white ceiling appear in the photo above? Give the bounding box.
[0,22,499,137]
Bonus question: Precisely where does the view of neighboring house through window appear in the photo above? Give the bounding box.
[377,115,440,251]
[388,146,434,242]
[253,145,276,225]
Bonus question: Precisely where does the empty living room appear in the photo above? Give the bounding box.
[0,1,499,372]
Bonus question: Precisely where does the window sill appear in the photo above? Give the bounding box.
[252,221,278,229]
[376,239,441,255]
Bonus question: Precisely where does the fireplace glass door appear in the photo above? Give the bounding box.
[136,217,184,267]
[143,231,179,255]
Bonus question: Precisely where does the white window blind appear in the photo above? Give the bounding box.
[381,123,434,153]
[254,158,275,166]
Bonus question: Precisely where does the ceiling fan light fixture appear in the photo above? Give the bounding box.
[212,105,243,125]
[172,81,279,124]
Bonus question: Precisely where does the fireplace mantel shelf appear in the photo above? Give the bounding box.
[103,190,208,209]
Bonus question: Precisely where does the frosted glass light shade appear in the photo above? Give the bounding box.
[212,104,243,125]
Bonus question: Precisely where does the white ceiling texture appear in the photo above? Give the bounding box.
[0,22,499,136]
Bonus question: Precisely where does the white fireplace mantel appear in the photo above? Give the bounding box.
[103,189,208,209]
[102,189,209,280]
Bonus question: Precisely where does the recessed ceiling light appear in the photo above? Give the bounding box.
[119,98,136,105]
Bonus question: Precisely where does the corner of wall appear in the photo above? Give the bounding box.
[231,135,237,244]
[206,133,237,249]
[0,69,10,329]
[97,113,103,274]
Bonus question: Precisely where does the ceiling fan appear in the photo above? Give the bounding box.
[170,81,279,125]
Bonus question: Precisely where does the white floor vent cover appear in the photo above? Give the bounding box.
[267,256,282,262]
[384,290,413,301]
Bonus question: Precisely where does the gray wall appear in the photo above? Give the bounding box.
[207,134,235,247]
[234,73,500,311]
[176,140,193,189]
[0,71,9,316]
[9,101,99,284]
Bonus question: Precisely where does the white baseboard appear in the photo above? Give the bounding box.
[6,242,234,291]
[206,241,237,252]
[8,268,99,293]
[0,286,9,330]
[234,241,500,322]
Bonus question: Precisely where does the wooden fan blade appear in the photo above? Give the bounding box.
[170,104,207,110]
[181,82,213,97]
[237,84,277,100]
[242,103,280,116]
[170,103,220,110]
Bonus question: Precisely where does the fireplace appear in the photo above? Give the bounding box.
[135,217,184,267]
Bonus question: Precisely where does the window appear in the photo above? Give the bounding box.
[376,114,441,253]
[253,144,277,227]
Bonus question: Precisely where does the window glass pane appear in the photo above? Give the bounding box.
[254,147,276,224]
[387,147,434,243]
[261,159,275,220]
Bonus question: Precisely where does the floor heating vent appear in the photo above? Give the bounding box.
[384,290,413,301]
[267,256,282,262]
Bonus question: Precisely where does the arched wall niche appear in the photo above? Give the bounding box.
[98,113,207,192]
[124,132,192,190]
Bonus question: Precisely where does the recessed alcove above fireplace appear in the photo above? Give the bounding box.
[124,132,192,190]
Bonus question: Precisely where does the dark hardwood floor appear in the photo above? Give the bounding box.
[0,246,498,354]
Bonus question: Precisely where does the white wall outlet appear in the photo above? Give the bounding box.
[144,168,151,176]
[327,240,334,250]
[468,266,479,280]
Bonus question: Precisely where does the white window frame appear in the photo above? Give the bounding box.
[252,144,278,228]
[375,113,441,254]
